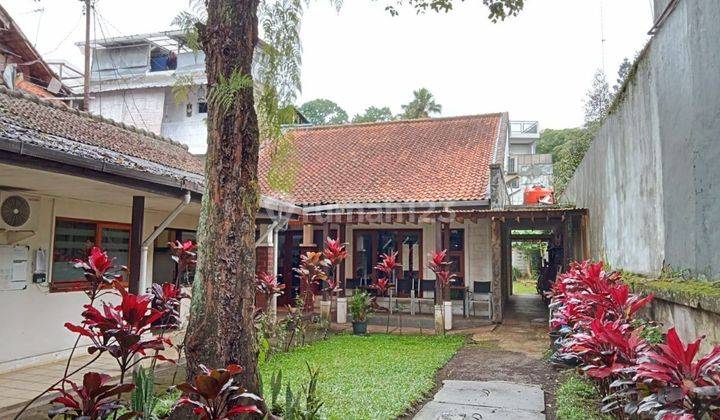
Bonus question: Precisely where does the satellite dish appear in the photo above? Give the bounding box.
[1,195,31,227]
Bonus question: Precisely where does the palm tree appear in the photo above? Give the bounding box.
[401,88,442,119]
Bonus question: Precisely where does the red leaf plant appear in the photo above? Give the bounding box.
[373,252,400,296]
[169,240,197,286]
[634,328,720,419]
[151,282,190,329]
[375,251,400,276]
[64,282,174,373]
[48,372,134,419]
[427,250,451,274]
[255,272,285,298]
[72,246,126,301]
[323,237,348,266]
[176,364,262,420]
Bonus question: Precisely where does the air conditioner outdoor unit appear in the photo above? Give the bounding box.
[0,193,39,232]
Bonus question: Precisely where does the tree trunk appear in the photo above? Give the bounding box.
[184,0,262,398]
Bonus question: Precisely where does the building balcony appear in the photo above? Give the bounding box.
[509,120,540,140]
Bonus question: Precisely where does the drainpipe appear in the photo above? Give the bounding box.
[138,191,191,293]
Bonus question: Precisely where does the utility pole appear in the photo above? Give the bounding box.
[82,0,91,111]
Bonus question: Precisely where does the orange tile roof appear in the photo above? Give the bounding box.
[259,113,507,206]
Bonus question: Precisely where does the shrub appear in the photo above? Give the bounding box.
[549,260,720,419]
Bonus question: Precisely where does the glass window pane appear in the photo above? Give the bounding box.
[355,233,373,284]
[449,229,464,251]
[52,220,97,282]
[400,232,420,280]
[101,227,130,270]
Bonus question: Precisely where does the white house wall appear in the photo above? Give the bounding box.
[161,87,208,154]
[0,195,198,373]
[89,88,166,135]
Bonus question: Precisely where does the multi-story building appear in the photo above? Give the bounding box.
[82,30,215,153]
[505,120,553,205]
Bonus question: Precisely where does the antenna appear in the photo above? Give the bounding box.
[82,0,92,111]
[600,0,606,74]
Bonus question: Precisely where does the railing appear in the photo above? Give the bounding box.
[509,120,539,135]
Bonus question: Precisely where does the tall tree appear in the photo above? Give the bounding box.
[352,105,395,123]
[613,57,632,95]
[538,128,594,194]
[182,0,524,406]
[583,69,612,128]
[299,98,349,125]
[182,0,263,398]
[401,87,442,119]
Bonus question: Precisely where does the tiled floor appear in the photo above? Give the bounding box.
[0,332,182,417]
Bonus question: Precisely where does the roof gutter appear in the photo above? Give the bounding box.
[301,199,490,215]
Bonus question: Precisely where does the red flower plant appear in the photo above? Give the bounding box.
[372,277,390,296]
[151,282,190,328]
[177,364,262,420]
[375,251,400,276]
[323,237,348,266]
[64,282,172,365]
[169,240,197,286]
[256,272,285,297]
[72,247,125,299]
[427,249,451,273]
[49,372,134,419]
[436,270,457,287]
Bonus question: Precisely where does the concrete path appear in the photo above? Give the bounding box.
[414,380,545,419]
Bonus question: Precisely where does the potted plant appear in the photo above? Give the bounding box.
[349,291,372,335]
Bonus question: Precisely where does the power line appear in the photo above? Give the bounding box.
[42,14,83,56]
[92,7,149,130]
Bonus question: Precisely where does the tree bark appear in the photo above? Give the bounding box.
[184,0,262,398]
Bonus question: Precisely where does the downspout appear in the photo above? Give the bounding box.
[138,191,191,293]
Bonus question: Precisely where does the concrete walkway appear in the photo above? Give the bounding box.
[414,380,545,419]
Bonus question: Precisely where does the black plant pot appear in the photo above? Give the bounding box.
[352,321,367,335]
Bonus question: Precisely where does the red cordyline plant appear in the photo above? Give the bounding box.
[73,246,126,301]
[64,281,175,380]
[255,272,285,313]
[294,251,328,311]
[634,328,720,419]
[176,364,262,420]
[322,237,348,297]
[373,251,400,296]
[427,250,454,301]
[169,240,197,287]
[49,372,135,419]
[151,282,191,328]
[547,259,667,418]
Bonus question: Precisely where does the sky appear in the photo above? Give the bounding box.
[4,0,653,129]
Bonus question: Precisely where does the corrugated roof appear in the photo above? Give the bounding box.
[259,113,508,206]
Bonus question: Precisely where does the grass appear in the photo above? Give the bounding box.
[556,371,608,420]
[625,274,720,300]
[513,278,537,295]
[260,333,464,419]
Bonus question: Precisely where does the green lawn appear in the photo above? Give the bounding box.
[260,333,464,419]
[513,279,537,295]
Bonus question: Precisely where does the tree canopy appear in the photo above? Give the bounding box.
[401,88,442,119]
[583,69,612,128]
[352,106,395,123]
[299,98,349,125]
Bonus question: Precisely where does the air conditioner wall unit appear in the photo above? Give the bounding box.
[0,193,39,232]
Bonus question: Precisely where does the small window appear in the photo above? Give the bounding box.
[186,103,193,117]
[449,229,464,251]
[509,178,520,189]
[52,219,130,291]
[198,101,208,114]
